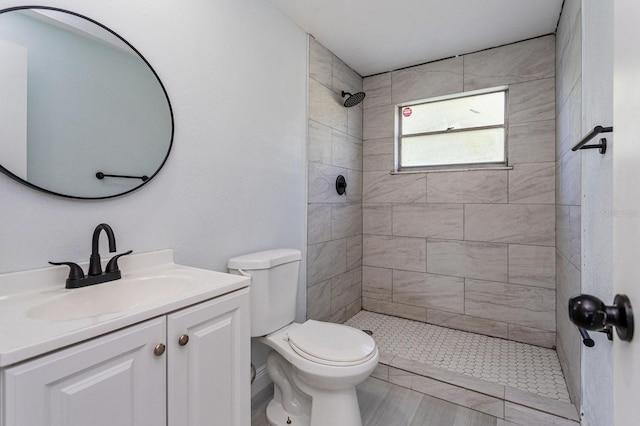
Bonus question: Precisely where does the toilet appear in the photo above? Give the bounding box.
[228,249,379,426]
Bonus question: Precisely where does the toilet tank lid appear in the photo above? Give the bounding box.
[228,249,301,270]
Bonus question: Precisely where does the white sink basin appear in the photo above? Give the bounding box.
[0,249,250,367]
[27,274,194,321]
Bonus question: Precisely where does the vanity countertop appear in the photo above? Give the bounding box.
[0,249,250,368]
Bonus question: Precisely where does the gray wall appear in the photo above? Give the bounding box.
[307,37,363,323]
[555,0,583,409]
[361,36,557,348]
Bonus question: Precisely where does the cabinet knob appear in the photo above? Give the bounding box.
[154,343,166,356]
[178,334,189,346]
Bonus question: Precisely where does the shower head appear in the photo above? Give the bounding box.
[341,91,366,108]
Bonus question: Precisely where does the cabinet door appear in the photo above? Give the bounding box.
[167,288,250,426]
[3,317,166,426]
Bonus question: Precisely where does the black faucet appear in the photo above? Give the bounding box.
[50,223,132,289]
[89,223,117,276]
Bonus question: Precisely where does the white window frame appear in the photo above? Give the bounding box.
[395,86,508,172]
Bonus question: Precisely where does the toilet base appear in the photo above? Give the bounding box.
[266,399,310,426]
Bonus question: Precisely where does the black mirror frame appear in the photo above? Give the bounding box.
[0,5,174,200]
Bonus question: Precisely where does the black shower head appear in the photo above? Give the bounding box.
[341,91,366,107]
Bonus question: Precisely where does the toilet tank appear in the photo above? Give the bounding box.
[227,249,301,337]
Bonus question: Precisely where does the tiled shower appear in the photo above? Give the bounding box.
[306,23,580,423]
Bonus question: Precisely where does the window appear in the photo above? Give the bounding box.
[397,87,507,171]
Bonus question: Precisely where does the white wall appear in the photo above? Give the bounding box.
[0,0,308,328]
[613,2,640,424]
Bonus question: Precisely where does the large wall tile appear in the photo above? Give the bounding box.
[556,151,581,206]
[346,168,363,202]
[427,309,509,339]
[363,235,426,272]
[509,244,556,288]
[363,171,426,203]
[309,37,332,87]
[363,73,391,109]
[392,204,463,239]
[392,270,464,313]
[464,35,555,90]
[508,78,555,124]
[556,79,582,157]
[427,240,508,282]
[426,171,508,203]
[363,105,395,139]
[391,57,463,104]
[332,130,362,171]
[465,204,555,246]
[508,324,556,348]
[333,56,363,96]
[309,78,348,133]
[363,297,427,321]
[556,7,582,110]
[465,279,556,331]
[363,266,393,300]
[308,162,348,203]
[307,279,331,320]
[363,203,392,235]
[346,235,362,270]
[347,105,363,139]
[308,203,332,244]
[331,203,362,239]
[556,250,581,303]
[508,119,556,164]
[556,251,581,403]
[308,120,332,165]
[363,138,394,172]
[509,162,555,204]
[307,239,347,285]
[331,267,362,314]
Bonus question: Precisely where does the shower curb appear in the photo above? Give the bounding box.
[373,354,580,425]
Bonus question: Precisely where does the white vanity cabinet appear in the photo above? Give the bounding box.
[1,288,250,426]
[167,288,250,425]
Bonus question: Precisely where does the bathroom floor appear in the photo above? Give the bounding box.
[252,377,502,426]
[345,311,570,403]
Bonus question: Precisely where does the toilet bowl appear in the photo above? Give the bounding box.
[260,322,378,426]
[227,249,379,426]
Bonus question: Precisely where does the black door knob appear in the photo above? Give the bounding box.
[568,294,607,330]
[568,294,634,342]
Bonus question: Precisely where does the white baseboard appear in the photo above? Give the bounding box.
[251,363,272,398]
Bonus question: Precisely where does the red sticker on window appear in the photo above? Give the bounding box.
[402,107,412,117]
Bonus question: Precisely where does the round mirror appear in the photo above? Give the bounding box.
[0,6,173,199]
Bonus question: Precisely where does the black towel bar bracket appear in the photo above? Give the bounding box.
[572,125,613,154]
[96,172,149,182]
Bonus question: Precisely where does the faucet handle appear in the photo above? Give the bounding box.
[105,250,133,273]
[49,261,85,280]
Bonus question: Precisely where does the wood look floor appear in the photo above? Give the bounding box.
[251,377,504,426]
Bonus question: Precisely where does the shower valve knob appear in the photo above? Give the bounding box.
[568,294,634,341]
[336,175,347,195]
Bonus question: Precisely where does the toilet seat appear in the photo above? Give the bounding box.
[286,320,376,366]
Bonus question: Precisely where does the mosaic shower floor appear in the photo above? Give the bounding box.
[345,310,571,403]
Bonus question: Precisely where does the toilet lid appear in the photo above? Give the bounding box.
[287,320,376,365]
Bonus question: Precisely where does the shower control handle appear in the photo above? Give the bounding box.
[336,175,347,195]
[568,294,634,341]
